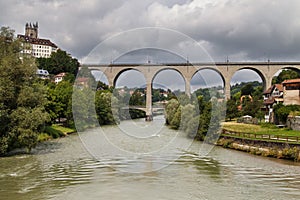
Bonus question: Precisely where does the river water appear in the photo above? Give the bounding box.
[1,116,300,200]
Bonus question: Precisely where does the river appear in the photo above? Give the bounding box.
[1,116,300,200]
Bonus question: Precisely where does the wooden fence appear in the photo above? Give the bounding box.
[221,129,300,144]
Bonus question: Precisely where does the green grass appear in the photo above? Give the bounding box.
[222,122,300,137]
[38,124,76,142]
[51,124,76,135]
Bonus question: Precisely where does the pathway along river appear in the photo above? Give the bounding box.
[1,116,300,200]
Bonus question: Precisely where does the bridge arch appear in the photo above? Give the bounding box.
[91,70,109,85]
[191,68,225,88]
[191,68,225,99]
[270,66,300,79]
[232,67,267,90]
[113,68,145,88]
[151,68,186,92]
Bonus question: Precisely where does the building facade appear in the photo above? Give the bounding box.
[263,79,300,123]
[54,72,66,84]
[263,84,284,122]
[17,22,58,58]
[282,79,300,105]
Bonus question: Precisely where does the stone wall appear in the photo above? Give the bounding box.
[287,116,300,131]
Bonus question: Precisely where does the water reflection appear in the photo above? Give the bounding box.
[176,151,222,179]
[1,120,300,200]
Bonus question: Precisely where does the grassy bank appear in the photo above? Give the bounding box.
[38,124,76,142]
[219,121,300,161]
[222,122,300,137]
[222,122,300,145]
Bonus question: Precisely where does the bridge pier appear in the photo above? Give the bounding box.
[145,82,153,121]
[145,115,153,121]
[184,76,191,97]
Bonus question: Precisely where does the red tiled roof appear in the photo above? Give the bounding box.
[17,34,58,48]
[274,84,283,92]
[263,84,283,94]
[263,87,272,94]
[264,97,275,105]
[282,79,300,85]
[55,72,66,78]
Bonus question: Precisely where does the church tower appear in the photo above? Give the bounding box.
[25,22,38,38]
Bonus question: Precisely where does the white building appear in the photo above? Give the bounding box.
[17,22,58,58]
[262,84,284,122]
[54,72,66,84]
[36,69,49,79]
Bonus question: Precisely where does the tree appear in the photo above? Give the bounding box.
[226,99,239,121]
[242,98,263,118]
[272,69,300,84]
[181,104,197,131]
[72,88,97,131]
[129,90,145,106]
[241,83,254,95]
[165,98,180,125]
[170,106,181,129]
[46,81,73,124]
[0,27,49,154]
[36,49,79,76]
[273,103,300,124]
[95,91,120,125]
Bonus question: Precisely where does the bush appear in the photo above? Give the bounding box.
[282,147,300,161]
[37,133,52,142]
[260,123,278,129]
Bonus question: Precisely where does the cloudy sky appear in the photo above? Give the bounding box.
[1,0,299,89]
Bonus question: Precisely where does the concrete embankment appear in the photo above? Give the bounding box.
[217,136,300,162]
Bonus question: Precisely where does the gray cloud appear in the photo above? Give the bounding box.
[1,0,297,89]
[1,0,300,61]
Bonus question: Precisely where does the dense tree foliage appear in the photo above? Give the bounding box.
[272,69,300,84]
[165,94,224,142]
[226,99,239,121]
[225,81,264,120]
[36,49,79,76]
[193,86,224,102]
[273,103,300,124]
[95,90,120,125]
[0,27,49,154]
[46,81,73,123]
[230,81,261,97]
[241,83,254,95]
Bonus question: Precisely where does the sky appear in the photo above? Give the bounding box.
[1,0,299,90]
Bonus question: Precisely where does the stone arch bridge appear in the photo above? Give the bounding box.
[86,62,300,120]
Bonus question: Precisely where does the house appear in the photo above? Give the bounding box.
[262,84,284,122]
[54,72,66,84]
[282,79,300,105]
[17,22,58,58]
[36,69,49,79]
[75,77,89,89]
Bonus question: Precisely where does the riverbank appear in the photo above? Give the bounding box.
[218,122,300,161]
[38,124,76,142]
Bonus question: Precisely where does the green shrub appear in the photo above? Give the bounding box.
[260,123,277,129]
[38,133,52,142]
[282,147,300,161]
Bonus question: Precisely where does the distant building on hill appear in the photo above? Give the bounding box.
[17,22,58,58]
[54,72,66,84]
[36,69,49,79]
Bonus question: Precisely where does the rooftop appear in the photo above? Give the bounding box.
[17,34,58,48]
[282,78,300,85]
